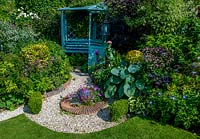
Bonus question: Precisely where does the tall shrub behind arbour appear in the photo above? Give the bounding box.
[0,0,16,22]
[15,0,66,41]
[106,0,193,35]
[67,0,103,7]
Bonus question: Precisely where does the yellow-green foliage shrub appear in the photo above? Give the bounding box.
[21,43,50,69]
[28,91,42,114]
[125,50,144,64]
[110,99,128,122]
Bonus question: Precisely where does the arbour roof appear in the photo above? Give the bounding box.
[58,2,107,12]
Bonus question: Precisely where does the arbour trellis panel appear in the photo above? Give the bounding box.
[58,3,109,66]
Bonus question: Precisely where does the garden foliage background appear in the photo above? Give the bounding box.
[0,0,200,135]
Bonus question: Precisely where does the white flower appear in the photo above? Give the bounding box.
[23,13,27,18]
[197,56,200,61]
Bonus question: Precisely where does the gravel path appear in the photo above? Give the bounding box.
[0,105,24,121]
[22,71,117,133]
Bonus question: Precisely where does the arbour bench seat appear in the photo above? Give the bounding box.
[64,39,105,53]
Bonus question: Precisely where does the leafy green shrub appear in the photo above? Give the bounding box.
[105,0,196,52]
[140,34,200,76]
[91,65,112,88]
[0,21,37,53]
[68,0,103,7]
[105,0,140,20]
[178,18,200,62]
[146,73,200,129]
[0,53,30,110]
[141,34,198,63]
[128,72,200,130]
[21,40,71,93]
[90,41,121,88]
[15,0,65,41]
[128,96,147,116]
[126,0,190,34]
[106,0,192,34]
[0,0,16,22]
[28,91,42,114]
[110,99,128,122]
[68,53,88,69]
[0,40,71,111]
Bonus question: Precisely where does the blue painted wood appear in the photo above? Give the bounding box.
[92,17,97,39]
[59,3,108,66]
[58,2,107,12]
[61,11,65,52]
[88,12,92,66]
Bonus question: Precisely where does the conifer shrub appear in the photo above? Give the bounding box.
[110,99,128,122]
[28,91,42,114]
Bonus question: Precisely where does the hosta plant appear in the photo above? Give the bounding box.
[104,63,145,98]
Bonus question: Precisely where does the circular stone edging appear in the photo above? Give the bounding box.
[60,100,106,115]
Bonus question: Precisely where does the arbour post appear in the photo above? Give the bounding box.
[61,11,67,53]
[61,11,65,51]
[88,12,93,66]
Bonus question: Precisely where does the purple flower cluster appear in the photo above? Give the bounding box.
[95,50,100,63]
[77,87,92,103]
[148,73,171,88]
[95,50,99,55]
[142,47,174,70]
[75,85,103,105]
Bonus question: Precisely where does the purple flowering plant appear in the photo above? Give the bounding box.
[95,50,100,63]
[66,85,104,106]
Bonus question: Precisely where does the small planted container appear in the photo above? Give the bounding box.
[60,85,106,115]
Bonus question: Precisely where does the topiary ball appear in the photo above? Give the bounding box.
[125,50,144,64]
[110,99,128,122]
[28,91,43,114]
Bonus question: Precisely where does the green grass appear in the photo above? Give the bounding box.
[0,114,199,139]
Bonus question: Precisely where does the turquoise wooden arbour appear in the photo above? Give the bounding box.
[58,3,109,66]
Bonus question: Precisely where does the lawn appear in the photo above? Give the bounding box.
[0,114,199,139]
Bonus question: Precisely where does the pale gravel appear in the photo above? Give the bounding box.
[0,105,24,121]
[0,71,117,133]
